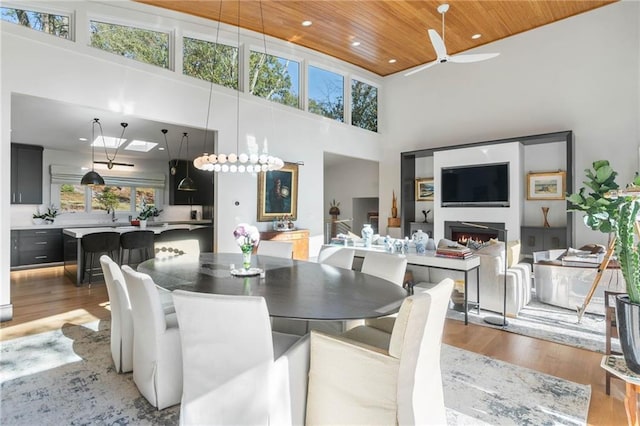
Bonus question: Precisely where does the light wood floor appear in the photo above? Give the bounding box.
[2,266,628,425]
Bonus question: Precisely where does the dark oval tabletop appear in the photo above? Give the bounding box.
[137,252,408,321]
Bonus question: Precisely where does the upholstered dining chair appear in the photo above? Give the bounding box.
[306,278,454,425]
[257,240,294,258]
[360,251,408,287]
[172,290,310,426]
[121,265,182,410]
[99,255,175,374]
[317,246,355,269]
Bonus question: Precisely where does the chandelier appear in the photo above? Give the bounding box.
[192,0,284,174]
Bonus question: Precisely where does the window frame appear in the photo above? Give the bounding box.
[350,76,379,133]
[306,62,346,122]
[53,183,160,215]
[1,2,74,40]
[247,44,302,110]
[182,33,240,90]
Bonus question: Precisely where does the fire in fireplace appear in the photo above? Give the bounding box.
[444,221,504,245]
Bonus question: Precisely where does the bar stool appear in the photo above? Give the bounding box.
[81,232,120,285]
[120,230,155,266]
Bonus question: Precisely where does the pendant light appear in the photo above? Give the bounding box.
[177,132,196,191]
[162,128,184,176]
[193,0,284,173]
[93,118,129,169]
[81,118,105,186]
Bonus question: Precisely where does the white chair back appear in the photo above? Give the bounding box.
[361,251,407,286]
[317,246,355,269]
[121,265,182,409]
[257,240,294,258]
[172,290,280,425]
[99,255,133,373]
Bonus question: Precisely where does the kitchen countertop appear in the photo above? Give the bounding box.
[12,219,212,231]
[62,223,209,238]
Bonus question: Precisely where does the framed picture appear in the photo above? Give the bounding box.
[527,171,566,200]
[257,162,298,221]
[415,177,434,201]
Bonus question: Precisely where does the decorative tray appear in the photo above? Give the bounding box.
[230,268,263,277]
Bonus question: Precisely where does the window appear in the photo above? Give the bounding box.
[136,188,156,210]
[91,186,131,212]
[249,51,299,108]
[308,66,344,122]
[351,79,378,132]
[183,37,238,89]
[1,6,70,39]
[59,184,86,212]
[89,20,169,69]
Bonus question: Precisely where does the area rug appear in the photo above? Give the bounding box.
[0,321,591,425]
[447,296,617,354]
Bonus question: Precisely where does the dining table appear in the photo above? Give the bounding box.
[137,252,409,321]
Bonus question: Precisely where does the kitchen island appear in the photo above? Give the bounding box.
[63,224,212,286]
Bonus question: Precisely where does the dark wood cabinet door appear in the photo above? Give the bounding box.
[11,144,43,204]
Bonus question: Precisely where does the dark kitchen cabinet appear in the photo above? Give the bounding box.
[168,159,214,205]
[11,228,63,267]
[11,143,43,204]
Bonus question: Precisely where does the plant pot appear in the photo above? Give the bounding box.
[139,219,147,229]
[616,295,640,374]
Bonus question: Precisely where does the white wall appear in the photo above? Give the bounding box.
[1,1,383,315]
[382,1,640,249]
[432,142,523,241]
[324,157,378,222]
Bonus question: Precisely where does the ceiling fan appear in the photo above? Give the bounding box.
[405,3,500,76]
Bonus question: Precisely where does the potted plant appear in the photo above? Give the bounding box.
[137,199,163,228]
[33,204,60,224]
[568,160,640,372]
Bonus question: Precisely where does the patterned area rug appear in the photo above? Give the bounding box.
[0,321,591,425]
[447,296,617,354]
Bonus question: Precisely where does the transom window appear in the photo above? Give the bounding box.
[89,20,169,69]
[249,51,299,109]
[183,37,238,89]
[351,79,378,133]
[308,65,344,122]
[1,6,70,39]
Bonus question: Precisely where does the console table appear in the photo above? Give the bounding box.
[260,229,309,260]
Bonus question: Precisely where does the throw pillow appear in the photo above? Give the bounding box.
[506,240,521,268]
[475,241,504,257]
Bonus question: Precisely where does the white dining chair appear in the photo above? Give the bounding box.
[257,240,294,258]
[317,246,355,269]
[172,290,310,425]
[121,265,183,410]
[361,251,408,287]
[306,278,454,425]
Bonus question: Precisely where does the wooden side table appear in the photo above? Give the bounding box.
[602,355,640,426]
[259,229,309,260]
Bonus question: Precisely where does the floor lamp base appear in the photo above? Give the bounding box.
[484,316,509,327]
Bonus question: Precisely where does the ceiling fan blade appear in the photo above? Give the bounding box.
[404,60,439,76]
[427,29,447,58]
[448,52,500,63]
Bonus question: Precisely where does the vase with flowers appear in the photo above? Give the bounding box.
[233,223,260,270]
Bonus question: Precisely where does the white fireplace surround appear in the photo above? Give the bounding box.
[433,142,523,243]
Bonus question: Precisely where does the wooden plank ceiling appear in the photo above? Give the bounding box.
[136,0,616,76]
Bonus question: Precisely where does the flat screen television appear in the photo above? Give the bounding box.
[441,162,509,207]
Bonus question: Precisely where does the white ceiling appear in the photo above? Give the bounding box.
[10,93,215,163]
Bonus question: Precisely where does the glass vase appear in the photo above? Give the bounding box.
[241,245,253,270]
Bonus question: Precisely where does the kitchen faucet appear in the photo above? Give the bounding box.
[108,208,117,222]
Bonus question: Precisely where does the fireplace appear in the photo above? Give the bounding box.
[444,221,505,245]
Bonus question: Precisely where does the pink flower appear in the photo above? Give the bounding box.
[233,223,260,247]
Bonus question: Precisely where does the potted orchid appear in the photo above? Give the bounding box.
[233,223,260,270]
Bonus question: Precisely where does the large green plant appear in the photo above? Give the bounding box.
[567,160,640,303]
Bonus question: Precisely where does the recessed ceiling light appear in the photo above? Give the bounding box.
[125,140,158,152]
[351,41,361,47]
[301,20,312,27]
[92,136,126,149]
[388,59,397,64]
[472,34,481,39]
[79,137,88,141]
[158,147,165,151]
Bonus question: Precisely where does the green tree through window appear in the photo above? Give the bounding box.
[1,6,69,38]
[249,51,299,108]
[183,37,238,89]
[351,80,378,132]
[89,20,169,69]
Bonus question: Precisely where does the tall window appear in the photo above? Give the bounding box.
[1,6,70,39]
[308,66,344,122]
[351,79,378,132]
[59,184,86,212]
[249,51,299,108]
[89,20,169,69]
[183,37,238,89]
